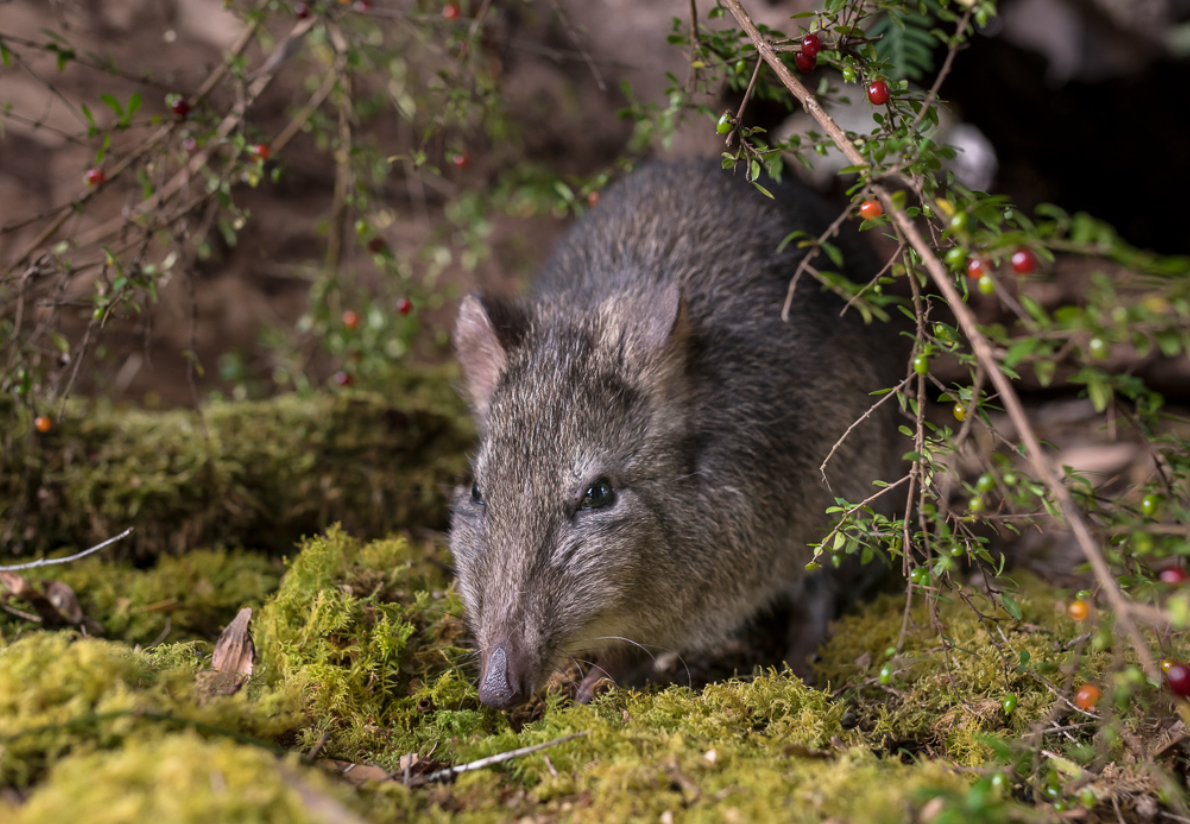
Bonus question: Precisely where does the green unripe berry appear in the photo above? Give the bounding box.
[1142,493,1161,517]
[977,274,996,295]
[968,495,984,513]
[944,246,967,269]
[878,664,892,685]
[1088,337,1109,360]
[910,567,929,586]
[1002,693,1018,714]
[1001,472,1018,486]
[913,353,929,376]
[949,212,968,232]
[950,545,965,558]
[716,113,733,134]
[976,473,996,493]
[990,773,1007,794]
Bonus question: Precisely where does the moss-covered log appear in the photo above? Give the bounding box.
[0,376,473,559]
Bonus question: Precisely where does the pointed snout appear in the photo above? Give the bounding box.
[478,644,535,709]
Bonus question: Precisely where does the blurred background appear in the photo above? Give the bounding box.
[2,0,1189,410]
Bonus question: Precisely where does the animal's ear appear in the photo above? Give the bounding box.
[454,294,527,420]
[610,283,690,398]
[625,282,688,367]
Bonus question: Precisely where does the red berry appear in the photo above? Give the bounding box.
[1010,247,1037,275]
[866,80,890,106]
[368,238,387,254]
[333,371,353,387]
[801,34,822,58]
[396,297,413,315]
[587,191,600,207]
[1160,567,1188,586]
[170,97,191,120]
[1074,684,1101,710]
[966,256,990,279]
[250,143,270,162]
[295,2,310,17]
[443,2,460,20]
[353,0,370,9]
[794,52,816,72]
[34,415,52,433]
[182,136,198,153]
[858,199,883,221]
[451,150,470,169]
[1167,663,1190,697]
[342,310,360,330]
[84,167,106,186]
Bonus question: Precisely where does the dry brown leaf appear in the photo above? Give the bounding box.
[43,580,83,623]
[0,571,71,626]
[212,607,255,677]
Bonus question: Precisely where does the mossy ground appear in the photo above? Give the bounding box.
[7,523,1175,823]
[2,383,1185,821]
[0,370,471,560]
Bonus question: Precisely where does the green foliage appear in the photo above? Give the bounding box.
[868,3,941,81]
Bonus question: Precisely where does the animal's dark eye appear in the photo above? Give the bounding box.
[580,479,616,510]
[471,482,484,505]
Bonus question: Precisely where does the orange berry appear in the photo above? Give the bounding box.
[858,199,883,220]
[1074,684,1101,710]
[342,310,360,330]
[1067,599,1090,621]
[34,415,52,433]
[587,191,600,207]
[443,2,461,20]
[1163,658,1177,673]
[251,143,270,162]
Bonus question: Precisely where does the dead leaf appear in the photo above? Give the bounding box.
[212,607,254,677]
[195,607,256,701]
[0,571,69,626]
[43,580,83,623]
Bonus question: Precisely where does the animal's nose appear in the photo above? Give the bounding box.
[478,645,532,708]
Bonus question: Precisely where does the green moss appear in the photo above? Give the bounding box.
[5,732,368,824]
[0,380,472,560]
[254,526,508,764]
[0,530,1126,821]
[1,549,282,646]
[0,633,300,787]
[815,573,1112,766]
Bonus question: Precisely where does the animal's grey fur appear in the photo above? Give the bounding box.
[451,160,906,708]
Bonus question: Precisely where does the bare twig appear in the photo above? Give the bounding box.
[0,528,133,571]
[547,0,606,91]
[424,732,588,783]
[819,378,907,483]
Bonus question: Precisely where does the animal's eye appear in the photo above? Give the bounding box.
[471,482,484,505]
[580,479,616,510]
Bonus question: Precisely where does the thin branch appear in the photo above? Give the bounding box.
[0,528,133,571]
[424,732,588,783]
[819,378,907,483]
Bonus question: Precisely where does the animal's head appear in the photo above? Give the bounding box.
[449,286,692,708]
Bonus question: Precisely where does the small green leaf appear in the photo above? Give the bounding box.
[1001,594,1022,621]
